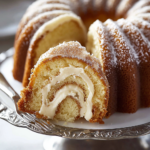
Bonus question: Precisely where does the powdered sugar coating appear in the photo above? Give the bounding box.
[133,13,150,22]
[27,0,70,12]
[104,19,136,67]
[117,19,140,64]
[117,18,150,64]
[97,21,117,67]
[128,17,150,41]
[22,4,71,23]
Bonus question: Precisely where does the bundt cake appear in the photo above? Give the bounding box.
[17,42,109,123]
[13,0,150,122]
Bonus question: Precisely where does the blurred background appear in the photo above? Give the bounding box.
[0,0,34,53]
[1,0,150,150]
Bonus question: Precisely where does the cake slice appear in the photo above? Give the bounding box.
[17,41,109,123]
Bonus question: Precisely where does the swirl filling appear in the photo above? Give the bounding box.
[39,66,94,121]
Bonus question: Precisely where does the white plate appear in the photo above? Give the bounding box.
[1,51,150,130]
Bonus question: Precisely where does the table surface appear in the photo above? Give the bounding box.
[1,1,150,150]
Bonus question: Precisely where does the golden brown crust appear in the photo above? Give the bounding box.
[17,87,33,113]
[22,33,44,87]
[89,102,107,124]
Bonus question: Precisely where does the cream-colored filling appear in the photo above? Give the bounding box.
[40,85,85,118]
[39,66,94,121]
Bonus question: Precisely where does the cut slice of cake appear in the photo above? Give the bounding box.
[17,41,109,123]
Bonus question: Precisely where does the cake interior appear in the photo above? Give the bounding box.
[20,57,107,122]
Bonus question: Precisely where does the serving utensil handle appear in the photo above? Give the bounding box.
[0,72,20,112]
[0,72,31,128]
[0,72,52,133]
